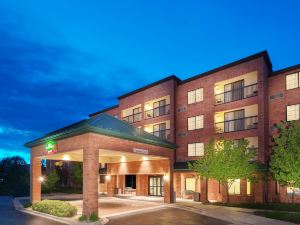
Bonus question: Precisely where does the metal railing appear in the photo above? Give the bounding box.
[215,83,258,105]
[215,116,258,133]
[144,104,170,119]
[151,129,171,140]
[122,112,142,124]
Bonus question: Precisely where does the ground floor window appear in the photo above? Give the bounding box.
[149,176,164,196]
[228,179,240,195]
[287,186,300,195]
[125,175,136,189]
[246,180,251,195]
[99,175,106,184]
[185,178,196,193]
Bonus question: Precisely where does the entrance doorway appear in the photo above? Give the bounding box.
[149,176,164,196]
[125,175,136,195]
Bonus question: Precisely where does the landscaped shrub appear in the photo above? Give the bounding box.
[32,200,77,217]
[89,213,99,222]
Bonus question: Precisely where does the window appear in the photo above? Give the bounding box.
[99,175,106,184]
[188,143,204,156]
[188,115,204,130]
[228,179,240,195]
[287,187,300,195]
[286,72,299,90]
[275,182,280,195]
[188,88,203,104]
[185,178,196,192]
[247,180,251,195]
[224,80,244,103]
[287,104,300,121]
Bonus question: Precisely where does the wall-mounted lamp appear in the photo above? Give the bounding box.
[105,175,111,181]
[163,174,169,181]
[38,176,45,183]
[62,154,70,161]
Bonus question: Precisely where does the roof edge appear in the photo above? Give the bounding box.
[89,104,119,117]
[24,125,176,150]
[117,75,181,100]
[272,64,300,76]
[179,50,272,84]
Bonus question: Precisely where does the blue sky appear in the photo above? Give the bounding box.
[0,0,299,162]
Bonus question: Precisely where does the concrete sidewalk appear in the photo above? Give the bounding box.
[173,202,297,225]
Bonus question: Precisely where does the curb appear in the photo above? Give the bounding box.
[12,197,105,225]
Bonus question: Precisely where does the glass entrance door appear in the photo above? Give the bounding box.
[149,176,164,196]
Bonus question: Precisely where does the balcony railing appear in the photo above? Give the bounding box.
[215,83,258,105]
[151,129,171,140]
[122,112,142,124]
[215,116,258,133]
[144,104,170,119]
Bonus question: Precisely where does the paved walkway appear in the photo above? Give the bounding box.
[174,202,297,225]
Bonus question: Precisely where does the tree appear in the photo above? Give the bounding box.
[189,138,258,203]
[71,162,83,188]
[42,170,59,193]
[270,121,300,204]
[0,156,30,197]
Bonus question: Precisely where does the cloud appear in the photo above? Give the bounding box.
[0,14,151,161]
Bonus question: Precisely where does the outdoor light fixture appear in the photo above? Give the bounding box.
[120,156,126,163]
[163,174,169,181]
[142,156,148,161]
[38,176,45,182]
[105,175,111,181]
[62,154,70,161]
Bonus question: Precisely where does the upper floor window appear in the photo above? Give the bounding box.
[152,122,170,140]
[228,179,240,195]
[286,72,300,90]
[188,88,203,104]
[188,115,204,130]
[188,143,204,156]
[122,106,142,123]
[287,104,300,121]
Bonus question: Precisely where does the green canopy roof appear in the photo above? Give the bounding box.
[24,113,176,149]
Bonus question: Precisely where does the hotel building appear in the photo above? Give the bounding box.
[25,51,300,216]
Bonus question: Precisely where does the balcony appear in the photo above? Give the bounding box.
[215,83,258,105]
[151,129,171,140]
[215,116,258,133]
[122,112,142,124]
[144,104,170,119]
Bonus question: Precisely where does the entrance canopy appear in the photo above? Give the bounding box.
[25,113,176,216]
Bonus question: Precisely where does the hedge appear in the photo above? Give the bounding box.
[32,200,77,217]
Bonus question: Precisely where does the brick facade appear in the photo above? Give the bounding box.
[30,51,300,212]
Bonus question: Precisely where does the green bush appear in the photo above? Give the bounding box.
[32,200,77,217]
[78,215,87,221]
[89,213,99,222]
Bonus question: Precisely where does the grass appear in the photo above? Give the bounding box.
[209,202,300,212]
[254,211,300,224]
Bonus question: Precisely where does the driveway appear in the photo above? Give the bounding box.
[0,196,66,225]
[107,207,229,225]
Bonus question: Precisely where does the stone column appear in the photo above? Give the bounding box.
[30,157,41,203]
[163,159,174,203]
[83,146,99,216]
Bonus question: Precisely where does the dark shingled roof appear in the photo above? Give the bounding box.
[24,113,176,149]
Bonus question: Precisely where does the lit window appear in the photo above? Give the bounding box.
[188,88,203,104]
[287,104,300,121]
[287,187,300,195]
[185,178,196,192]
[286,72,299,90]
[188,115,204,130]
[228,179,240,195]
[247,180,251,195]
[188,143,204,156]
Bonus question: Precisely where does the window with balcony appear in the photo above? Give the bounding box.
[215,80,258,104]
[216,109,258,133]
[286,72,300,90]
[188,143,204,156]
[188,115,204,130]
[122,107,142,124]
[287,104,300,121]
[152,123,170,140]
[188,88,203,104]
[145,99,170,119]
